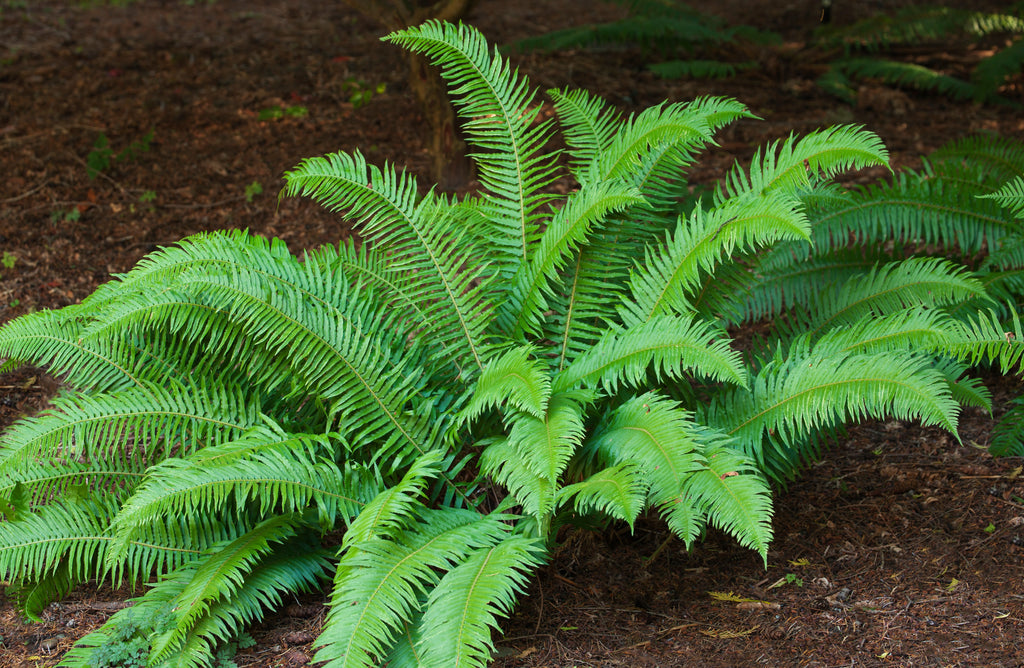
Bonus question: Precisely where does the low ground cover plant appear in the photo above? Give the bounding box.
[0,20,1021,668]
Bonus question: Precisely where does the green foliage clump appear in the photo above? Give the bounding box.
[86,129,154,180]
[0,19,1019,668]
[815,5,1024,105]
[504,0,776,81]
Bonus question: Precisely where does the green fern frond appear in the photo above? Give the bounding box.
[546,220,642,367]
[732,249,882,324]
[108,426,379,560]
[316,510,511,668]
[619,189,810,325]
[834,58,976,100]
[803,257,987,339]
[478,394,585,524]
[170,539,331,668]
[720,125,889,200]
[0,381,258,472]
[282,151,494,372]
[386,21,558,270]
[682,445,773,564]
[0,458,144,510]
[339,452,444,552]
[554,313,746,393]
[706,348,960,480]
[803,170,1016,257]
[588,393,705,544]
[548,87,623,180]
[981,175,1024,218]
[556,462,649,529]
[148,513,301,663]
[479,437,551,522]
[649,59,757,79]
[598,96,752,185]
[0,495,116,619]
[0,306,146,392]
[461,346,550,423]
[930,135,1024,187]
[810,307,957,357]
[942,308,1024,375]
[416,536,546,668]
[505,178,645,337]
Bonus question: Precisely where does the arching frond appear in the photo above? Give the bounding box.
[0,381,258,471]
[462,346,550,423]
[730,248,882,324]
[803,257,987,339]
[556,462,649,529]
[980,175,1024,218]
[554,313,746,393]
[283,152,493,373]
[706,348,960,480]
[166,538,331,668]
[719,125,889,201]
[385,21,558,271]
[549,213,664,368]
[598,97,751,185]
[315,510,511,668]
[588,394,706,544]
[682,445,773,564]
[548,87,623,179]
[148,513,301,664]
[417,536,546,668]
[942,308,1024,374]
[0,495,114,620]
[504,179,645,337]
[619,189,810,325]
[108,426,380,559]
[479,395,585,524]
[804,168,1017,257]
[0,306,146,392]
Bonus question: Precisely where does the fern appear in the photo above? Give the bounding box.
[815,6,1024,105]
[0,20,998,668]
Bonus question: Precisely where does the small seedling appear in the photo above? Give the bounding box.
[1,251,15,270]
[984,522,996,533]
[49,208,81,224]
[244,181,263,202]
[343,78,385,109]
[86,129,154,180]
[257,105,308,121]
[139,190,157,204]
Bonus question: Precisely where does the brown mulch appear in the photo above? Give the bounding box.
[1,0,1023,666]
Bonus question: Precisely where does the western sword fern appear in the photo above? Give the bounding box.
[0,20,989,668]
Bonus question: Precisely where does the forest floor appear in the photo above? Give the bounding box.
[2,0,1024,666]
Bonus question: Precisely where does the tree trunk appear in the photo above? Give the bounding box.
[406,51,474,190]
[343,0,477,190]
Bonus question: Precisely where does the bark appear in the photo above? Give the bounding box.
[343,0,476,190]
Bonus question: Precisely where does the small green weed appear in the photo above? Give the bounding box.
[244,181,263,202]
[86,129,154,180]
[343,77,386,109]
[49,208,81,224]
[257,105,308,121]
[1,252,16,270]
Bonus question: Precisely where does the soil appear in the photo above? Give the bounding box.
[1,0,1024,666]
